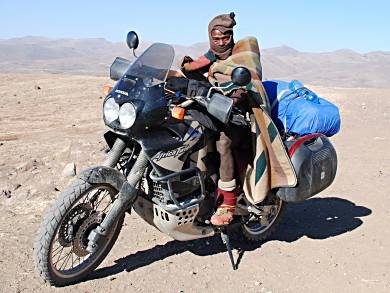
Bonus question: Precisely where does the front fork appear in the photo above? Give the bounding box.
[86,138,147,253]
[103,138,127,168]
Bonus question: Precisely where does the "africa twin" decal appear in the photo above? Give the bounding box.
[152,121,203,171]
[153,145,191,161]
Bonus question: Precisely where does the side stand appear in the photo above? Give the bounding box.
[220,227,237,270]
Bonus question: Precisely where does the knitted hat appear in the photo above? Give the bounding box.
[208,12,236,34]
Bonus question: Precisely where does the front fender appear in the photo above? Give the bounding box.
[78,166,126,192]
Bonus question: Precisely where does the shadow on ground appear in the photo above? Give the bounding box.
[89,197,371,281]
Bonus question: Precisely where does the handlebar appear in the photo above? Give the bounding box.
[167,89,248,126]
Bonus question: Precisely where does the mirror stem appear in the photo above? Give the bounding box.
[206,83,234,99]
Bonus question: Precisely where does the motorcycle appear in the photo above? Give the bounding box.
[33,31,337,286]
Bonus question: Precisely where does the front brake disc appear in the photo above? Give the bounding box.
[58,203,92,247]
[73,212,104,257]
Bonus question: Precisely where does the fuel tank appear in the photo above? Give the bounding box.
[140,121,204,174]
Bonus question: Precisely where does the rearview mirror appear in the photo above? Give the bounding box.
[231,67,251,86]
[206,93,233,124]
[126,31,139,50]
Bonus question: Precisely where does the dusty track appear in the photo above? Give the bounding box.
[0,74,389,292]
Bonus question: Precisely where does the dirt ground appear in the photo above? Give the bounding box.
[0,74,389,293]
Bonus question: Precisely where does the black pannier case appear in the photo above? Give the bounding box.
[276,134,337,202]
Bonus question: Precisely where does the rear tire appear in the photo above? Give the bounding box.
[241,194,285,242]
[33,180,124,287]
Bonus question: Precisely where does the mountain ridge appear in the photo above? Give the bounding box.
[1,36,389,88]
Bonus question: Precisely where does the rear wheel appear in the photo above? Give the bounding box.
[241,193,285,242]
[33,180,124,286]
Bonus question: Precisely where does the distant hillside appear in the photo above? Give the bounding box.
[262,46,390,88]
[1,36,390,88]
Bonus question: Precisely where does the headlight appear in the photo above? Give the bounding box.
[103,98,119,124]
[119,103,136,129]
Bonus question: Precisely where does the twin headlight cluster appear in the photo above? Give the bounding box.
[103,98,136,129]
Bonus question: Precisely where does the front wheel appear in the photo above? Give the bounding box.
[241,193,285,242]
[33,180,124,286]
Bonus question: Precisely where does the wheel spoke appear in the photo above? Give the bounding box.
[59,251,72,270]
[53,246,65,262]
[51,243,62,254]
[101,200,113,213]
[70,252,74,269]
[52,245,64,258]
[93,190,110,210]
[83,189,102,204]
[54,248,70,267]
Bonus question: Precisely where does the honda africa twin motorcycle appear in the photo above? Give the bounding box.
[33,31,337,286]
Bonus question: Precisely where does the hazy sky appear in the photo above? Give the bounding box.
[1,0,389,53]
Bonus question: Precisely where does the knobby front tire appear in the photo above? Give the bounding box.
[33,179,124,287]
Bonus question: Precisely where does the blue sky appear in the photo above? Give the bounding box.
[1,0,389,53]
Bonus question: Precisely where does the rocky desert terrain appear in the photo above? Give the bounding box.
[0,72,389,293]
[1,34,390,293]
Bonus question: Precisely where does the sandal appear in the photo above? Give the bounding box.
[210,188,238,226]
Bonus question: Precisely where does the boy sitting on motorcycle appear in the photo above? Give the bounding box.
[167,12,271,226]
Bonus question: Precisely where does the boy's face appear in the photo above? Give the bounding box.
[210,29,233,47]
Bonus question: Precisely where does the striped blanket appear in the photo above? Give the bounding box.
[208,37,297,203]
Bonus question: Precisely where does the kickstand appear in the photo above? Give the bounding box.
[220,227,237,270]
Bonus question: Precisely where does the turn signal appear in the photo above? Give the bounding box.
[103,85,113,96]
[171,106,185,120]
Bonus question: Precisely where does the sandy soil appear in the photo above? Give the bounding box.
[0,74,389,293]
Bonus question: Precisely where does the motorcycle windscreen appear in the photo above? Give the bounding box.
[125,43,175,87]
